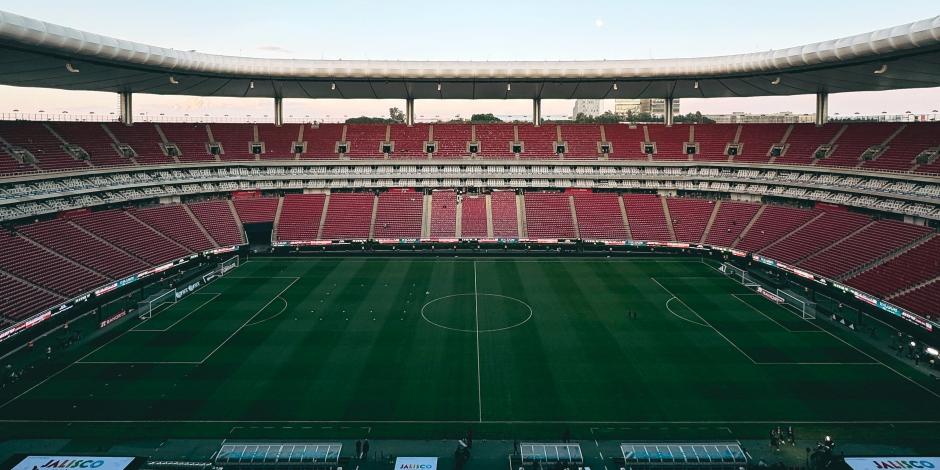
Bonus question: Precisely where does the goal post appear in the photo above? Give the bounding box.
[219,255,239,275]
[720,262,757,287]
[776,288,816,320]
[720,262,814,320]
[138,288,177,320]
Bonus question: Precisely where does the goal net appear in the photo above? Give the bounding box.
[720,263,759,288]
[138,288,177,320]
[220,255,239,275]
[776,289,816,320]
[204,255,240,283]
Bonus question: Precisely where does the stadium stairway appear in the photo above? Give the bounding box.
[316,194,330,241]
[484,194,494,237]
[732,205,766,248]
[842,231,937,280]
[618,196,632,239]
[369,195,379,239]
[454,195,463,238]
[889,276,939,300]
[755,211,825,254]
[421,192,432,238]
[227,200,246,242]
[516,193,527,238]
[568,194,580,239]
[183,205,220,248]
[126,211,194,254]
[272,197,285,241]
[699,200,721,243]
[661,197,677,241]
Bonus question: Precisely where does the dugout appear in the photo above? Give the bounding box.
[515,443,584,469]
[214,443,343,469]
[618,442,748,470]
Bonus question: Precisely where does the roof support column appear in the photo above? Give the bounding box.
[274,96,284,126]
[664,97,675,127]
[532,98,542,127]
[405,98,415,127]
[815,92,829,126]
[119,91,133,126]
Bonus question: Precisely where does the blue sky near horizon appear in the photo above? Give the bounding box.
[0,0,939,120]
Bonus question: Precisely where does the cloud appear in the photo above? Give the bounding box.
[594,18,604,28]
[257,45,293,54]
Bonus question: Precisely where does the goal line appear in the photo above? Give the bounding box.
[720,262,815,320]
[138,255,241,320]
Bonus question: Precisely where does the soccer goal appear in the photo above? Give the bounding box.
[776,289,816,320]
[720,262,760,288]
[203,255,240,283]
[138,288,177,320]
[219,255,239,275]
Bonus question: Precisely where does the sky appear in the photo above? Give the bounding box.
[0,0,939,121]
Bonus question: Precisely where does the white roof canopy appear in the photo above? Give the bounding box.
[1,10,939,99]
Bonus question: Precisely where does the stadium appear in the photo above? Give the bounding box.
[0,3,938,470]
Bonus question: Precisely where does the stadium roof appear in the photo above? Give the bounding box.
[1,11,940,100]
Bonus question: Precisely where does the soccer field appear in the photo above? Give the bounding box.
[2,257,939,440]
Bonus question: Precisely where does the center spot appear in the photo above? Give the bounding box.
[421,293,532,333]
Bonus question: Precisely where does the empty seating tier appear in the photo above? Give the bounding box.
[188,200,244,247]
[524,192,575,239]
[460,194,488,238]
[320,193,374,240]
[430,190,457,238]
[704,201,760,248]
[374,189,423,238]
[234,197,279,223]
[276,194,326,241]
[132,204,214,253]
[623,194,671,241]
[573,191,627,240]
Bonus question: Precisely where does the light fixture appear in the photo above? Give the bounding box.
[874,64,888,74]
[612,83,618,91]
[693,81,699,89]
[771,77,781,85]
[506,83,511,91]
[249,80,255,89]
[437,83,442,91]
[65,63,80,73]
[169,76,180,85]
[331,82,336,90]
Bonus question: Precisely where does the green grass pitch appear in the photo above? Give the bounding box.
[2,257,939,440]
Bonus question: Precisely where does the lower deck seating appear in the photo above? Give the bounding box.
[189,200,244,247]
[490,191,518,237]
[320,193,374,239]
[374,189,423,238]
[573,191,626,240]
[846,236,940,298]
[704,201,760,248]
[667,198,715,243]
[759,210,871,264]
[72,210,190,265]
[430,190,456,238]
[234,197,279,223]
[132,205,214,253]
[524,192,575,238]
[276,194,326,241]
[623,194,670,241]
[460,194,488,238]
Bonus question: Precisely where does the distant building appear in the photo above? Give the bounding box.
[614,98,680,117]
[614,99,642,115]
[572,99,602,118]
[704,112,815,124]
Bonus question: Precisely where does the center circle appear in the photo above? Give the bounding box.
[421,293,533,333]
